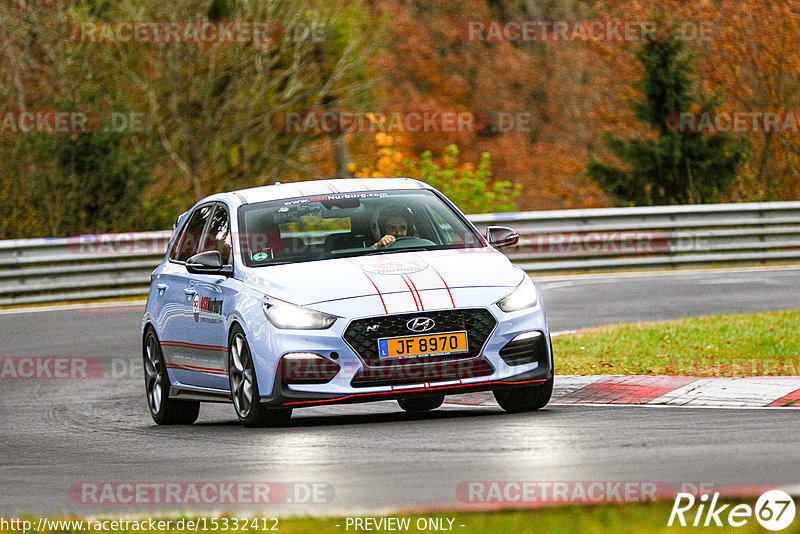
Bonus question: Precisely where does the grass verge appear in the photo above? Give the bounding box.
[552,308,800,376]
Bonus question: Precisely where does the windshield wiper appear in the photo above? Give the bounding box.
[255,260,294,266]
[362,246,436,256]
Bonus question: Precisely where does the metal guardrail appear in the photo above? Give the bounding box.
[1,202,799,306]
[0,232,171,306]
[469,201,800,273]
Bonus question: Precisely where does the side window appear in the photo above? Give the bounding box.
[200,205,232,265]
[171,204,213,262]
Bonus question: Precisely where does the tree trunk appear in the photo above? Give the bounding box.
[331,129,352,178]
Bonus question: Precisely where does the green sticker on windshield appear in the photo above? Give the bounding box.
[252,252,269,261]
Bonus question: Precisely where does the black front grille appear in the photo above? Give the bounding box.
[350,358,494,388]
[344,308,496,367]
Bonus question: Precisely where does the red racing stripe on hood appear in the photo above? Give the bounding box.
[404,275,425,311]
[346,258,388,313]
[363,273,388,314]
[401,275,420,311]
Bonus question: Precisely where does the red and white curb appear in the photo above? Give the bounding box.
[445,375,800,408]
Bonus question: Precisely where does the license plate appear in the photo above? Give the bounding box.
[378,331,468,359]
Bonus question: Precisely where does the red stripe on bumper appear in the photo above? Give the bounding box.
[282,377,547,406]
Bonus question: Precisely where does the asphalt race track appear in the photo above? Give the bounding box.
[538,266,800,330]
[2,267,800,515]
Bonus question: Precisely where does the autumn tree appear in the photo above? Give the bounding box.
[704,0,800,200]
[368,0,610,210]
[355,131,519,214]
[588,35,747,205]
[94,0,376,200]
[0,0,378,237]
[0,0,160,237]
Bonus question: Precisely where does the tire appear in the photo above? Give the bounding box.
[143,328,200,425]
[397,394,445,413]
[493,377,553,413]
[228,325,292,428]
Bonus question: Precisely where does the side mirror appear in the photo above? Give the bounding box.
[486,226,519,249]
[186,251,233,276]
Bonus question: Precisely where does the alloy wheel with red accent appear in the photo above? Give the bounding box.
[142,328,200,425]
[228,325,292,428]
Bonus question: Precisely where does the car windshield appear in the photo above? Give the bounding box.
[237,189,485,266]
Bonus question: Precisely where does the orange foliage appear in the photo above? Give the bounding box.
[367,0,800,208]
[368,0,611,210]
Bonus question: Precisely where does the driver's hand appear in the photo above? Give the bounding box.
[372,235,396,249]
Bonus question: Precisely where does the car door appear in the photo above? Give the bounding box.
[159,203,215,388]
[148,213,189,354]
[181,203,234,390]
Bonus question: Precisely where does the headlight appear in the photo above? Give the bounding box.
[496,275,539,312]
[262,297,336,329]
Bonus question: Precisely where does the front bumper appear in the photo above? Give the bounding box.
[250,301,553,409]
[261,367,552,408]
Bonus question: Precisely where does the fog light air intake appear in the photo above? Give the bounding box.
[278,353,340,384]
[498,331,548,367]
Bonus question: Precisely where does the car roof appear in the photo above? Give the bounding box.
[227,177,428,205]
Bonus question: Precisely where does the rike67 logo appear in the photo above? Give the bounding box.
[669,490,796,530]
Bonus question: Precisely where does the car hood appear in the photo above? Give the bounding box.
[241,247,524,307]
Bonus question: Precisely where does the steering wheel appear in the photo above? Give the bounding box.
[386,236,436,249]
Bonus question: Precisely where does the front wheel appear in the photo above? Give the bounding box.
[397,394,444,412]
[493,378,553,413]
[143,328,200,425]
[228,326,292,428]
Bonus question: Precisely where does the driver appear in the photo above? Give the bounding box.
[372,206,410,249]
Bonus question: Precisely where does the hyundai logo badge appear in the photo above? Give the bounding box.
[406,317,435,333]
